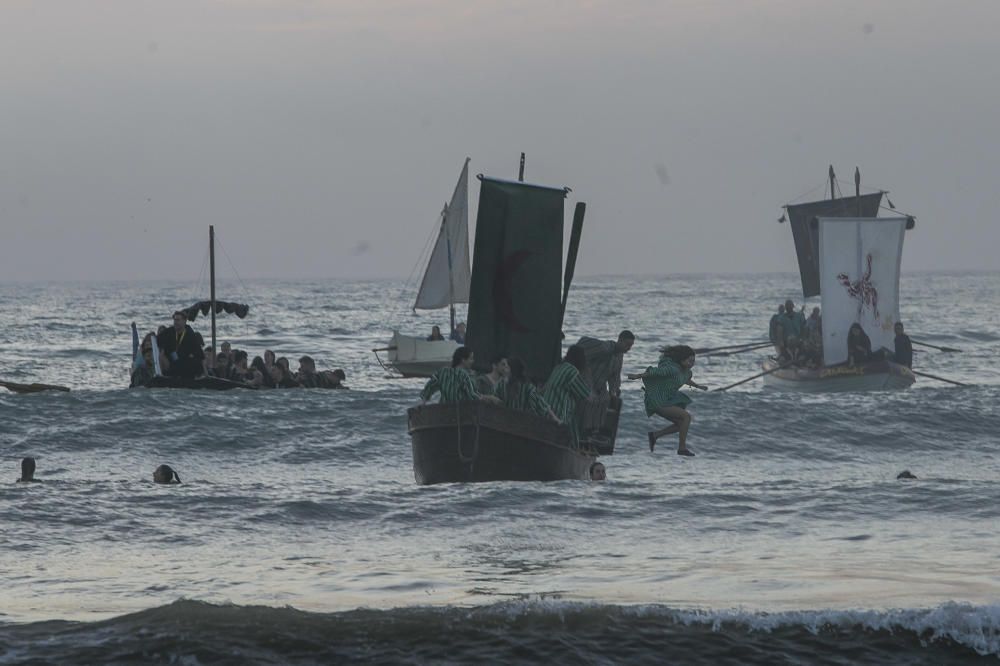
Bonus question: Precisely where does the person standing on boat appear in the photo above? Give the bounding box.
[628,345,707,457]
[575,330,635,439]
[542,345,592,445]
[769,304,785,356]
[157,311,205,379]
[892,322,913,368]
[475,353,509,396]
[846,323,873,365]
[778,300,807,361]
[421,347,498,404]
[497,357,560,422]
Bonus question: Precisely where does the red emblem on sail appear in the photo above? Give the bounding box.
[837,253,879,319]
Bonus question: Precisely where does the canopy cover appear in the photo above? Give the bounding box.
[414,159,472,310]
[466,177,566,382]
[786,193,883,297]
[819,217,907,366]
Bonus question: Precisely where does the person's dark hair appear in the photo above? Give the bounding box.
[507,357,527,396]
[589,461,606,480]
[332,369,346,381]
[565,345,587,371]
[618,330,635,342]
[250,356,266,375]
[234,350,248,364]
[277,357,290,370]
[849,323,864,336]
[172,310,187,320]
[299,355,314,365]
[154,464,181,484]
[21,457,36,481]
[490,352,508,368]
[660,345,696,365]
[451,346,473,367]
[204,345,213,353]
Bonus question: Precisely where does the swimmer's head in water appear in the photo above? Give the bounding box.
[20,457,36,481]
[153,464,181,484]
[589,462,606,481]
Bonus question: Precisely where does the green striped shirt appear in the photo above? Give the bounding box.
[542,362,591,439]
[642,357,692,416]
[421,367,480,403]
[496,380,552,417]
[474,373,501,397]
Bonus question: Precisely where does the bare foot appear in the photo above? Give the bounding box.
[677,448,695,457]
[648,432,656,452]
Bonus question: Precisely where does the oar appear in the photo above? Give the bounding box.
[714,362,791,392]
[695,341,769,354]
[0,380,71,394]
[912,339,962,353]
[702,342,774,358]
[912,370,969,387]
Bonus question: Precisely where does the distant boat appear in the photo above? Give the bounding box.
[409,160,614,484]
[132,226,253,391]
[764,166,916,392]
[374,159,472,378]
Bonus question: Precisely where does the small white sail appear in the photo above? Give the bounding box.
[819,217,908,366]
[414,159,472,311]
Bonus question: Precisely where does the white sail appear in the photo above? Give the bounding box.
[819,217,908,366]
[414,159,472,311]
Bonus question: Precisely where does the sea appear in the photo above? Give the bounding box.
[1,272,999,664]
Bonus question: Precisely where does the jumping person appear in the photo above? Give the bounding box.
[628,345,707,456]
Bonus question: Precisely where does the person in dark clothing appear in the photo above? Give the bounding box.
[893,321,913,368]
[153,464,181,484]
[846,323,872,366]
[157,311,205,379]
[17,457,40,482]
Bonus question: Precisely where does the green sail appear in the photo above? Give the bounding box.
[466,177,567,383]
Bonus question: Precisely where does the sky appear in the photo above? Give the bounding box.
[2,0,998,281]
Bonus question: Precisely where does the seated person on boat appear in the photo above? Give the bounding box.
[130,334,158,388]
[846,323,873,365]
[426,325,445,341]
[450,322,467,344]
[801,308,823,367]
[496,357,560,423]
[777,300,807,362]
[541,345,592,445]
[769,304,785,356]
[892,322,913,368]
[475,353,509,396]
[421,347,498,404]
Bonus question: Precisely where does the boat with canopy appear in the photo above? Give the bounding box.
[763,166,916,392]
[408,157,616,484]
[131,226,253,391]
[374,160,472,378]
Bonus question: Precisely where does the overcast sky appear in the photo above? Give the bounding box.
[2,0,997,281]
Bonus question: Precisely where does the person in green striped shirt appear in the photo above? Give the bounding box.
[496,357,560,423]
[420,347,500,405]
[628,345,707,456]
[542,345,592,445]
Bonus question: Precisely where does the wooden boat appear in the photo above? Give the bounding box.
[762,358,915,392]
[764,166,916,393]
[132,226,253,391]
[410,156,613,484]
[409,402,595,484]
[374,159,470,378]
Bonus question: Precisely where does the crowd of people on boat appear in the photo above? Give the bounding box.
[418,330,708,457]
[768,300,913,369]
[130,310,346,389]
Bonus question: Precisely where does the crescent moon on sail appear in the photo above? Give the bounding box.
[493,250,532,333]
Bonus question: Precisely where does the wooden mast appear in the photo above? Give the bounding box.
[209,225,217,353]
[855,167,862,216]
[828,164,836,200]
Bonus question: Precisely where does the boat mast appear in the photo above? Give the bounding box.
[443,204,456,334]
[855,167,861,216]
[829,164,836,200]
[519,152,525,182]
[209,225,217,353]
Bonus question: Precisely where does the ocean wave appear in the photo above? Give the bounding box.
[0,600,997,664]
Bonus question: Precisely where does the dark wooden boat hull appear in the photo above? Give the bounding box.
[408,402,597,484]
[762,358,915,392]
[141,375,255,391]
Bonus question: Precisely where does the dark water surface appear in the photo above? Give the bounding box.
[2,273,998,663]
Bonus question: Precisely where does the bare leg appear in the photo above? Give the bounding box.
[649,406,692,454]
